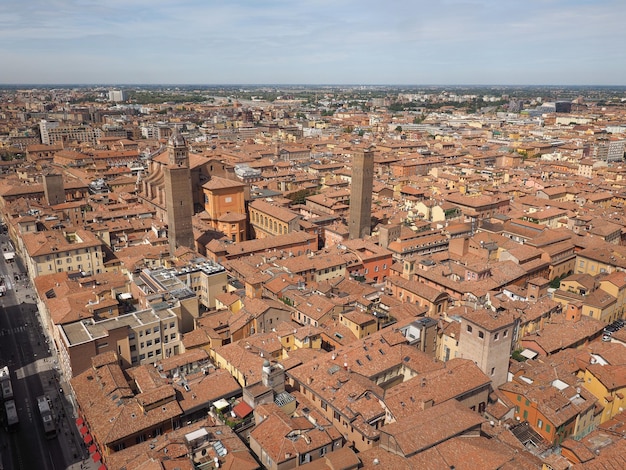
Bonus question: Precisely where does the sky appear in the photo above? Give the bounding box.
[1,0,626,86]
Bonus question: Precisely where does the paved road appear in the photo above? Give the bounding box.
[0,232,90,470]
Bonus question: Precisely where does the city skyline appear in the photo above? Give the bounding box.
[2,0,626,86]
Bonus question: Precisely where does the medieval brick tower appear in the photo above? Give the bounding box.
[43,173,65,206]
[164,130,195,253]
[348,146,375,239]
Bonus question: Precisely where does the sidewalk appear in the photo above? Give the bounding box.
[67,458,103,470]
[14,264,93,468]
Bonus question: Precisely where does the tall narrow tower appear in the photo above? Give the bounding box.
[348,146,375,239]
[164,130,195,253]
[43,173,65,206]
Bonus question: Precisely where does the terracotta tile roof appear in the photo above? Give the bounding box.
[105,419,258,470]
[356,447,417,470]
[380,400,484,457]
[213,340,269,386]
[174,368,241,414]
[202,176,245,190]
[433,435,542,470]
[500,379,596,428]
[383,359,491,419]
[521,313,604,355]
[249,198,300,222]
[71,361,183,448]
[23,228,102,257]
[249,405,337,465]
[387,274,449,302]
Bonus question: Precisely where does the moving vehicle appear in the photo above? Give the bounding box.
[0,366,12,400]
[5,399,18,430]
[36,396,56,439]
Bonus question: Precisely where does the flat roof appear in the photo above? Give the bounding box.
[62,308,177,346]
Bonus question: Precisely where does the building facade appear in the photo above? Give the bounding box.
[348,147,374,239]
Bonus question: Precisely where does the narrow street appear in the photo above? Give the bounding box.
[0,231,95,470]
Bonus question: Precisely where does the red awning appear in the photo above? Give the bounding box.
[84,434,93,444]
[98,465,107,470]
[232,401,253,419]
[80,426,89,435]
[76,417,84,426]
[88,444,97,454]
[92,452,101,462]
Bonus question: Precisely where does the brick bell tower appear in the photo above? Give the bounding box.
[164,129,195,253]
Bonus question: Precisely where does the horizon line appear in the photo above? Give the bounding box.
[1,83,626,89]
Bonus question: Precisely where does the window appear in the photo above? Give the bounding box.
[537,419,543,429]
[169,322,175,329]
[490,367,495,376]
[139,354,145,360]
[478,331,484,339]
[494,332,499,341]
[517,395,521,402]
[153,326,159,333]
[225,196,232,203]
[546,424,551,433]
[467,325,473,333]
[503,330,508,337]
[148,351,154,358]
[523,410,528,420]
[146,340,153,347]
[145,329,151,336]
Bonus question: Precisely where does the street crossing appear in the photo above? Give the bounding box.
[0,325,27,336]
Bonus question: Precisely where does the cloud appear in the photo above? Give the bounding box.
[1,0,625,84]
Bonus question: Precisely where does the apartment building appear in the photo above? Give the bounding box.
[21,229,105,276]
[500,373,598,446]
[131,267,200,334]
[173,259,228,310]
[58,306,182,378]
[249,199,301,239]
